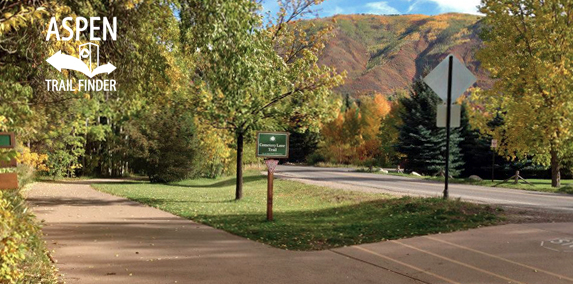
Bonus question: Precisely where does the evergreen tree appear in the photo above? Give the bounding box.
[459,104,500,178]
[396,79,464,176]
[461,110,544,179]
[286,112,321,164]
[286,129,320,163]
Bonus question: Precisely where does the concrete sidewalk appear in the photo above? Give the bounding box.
[28,180,573,283]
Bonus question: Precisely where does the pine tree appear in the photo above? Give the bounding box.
[396,79,464,176]
[286,127,320,163]
[459,104,496,177]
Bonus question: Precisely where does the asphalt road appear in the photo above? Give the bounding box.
[276,165,573,212]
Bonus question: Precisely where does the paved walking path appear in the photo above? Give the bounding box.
[28,180,573,283]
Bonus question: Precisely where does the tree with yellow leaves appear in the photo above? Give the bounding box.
[474,0,573,187]
[319,94,392,165]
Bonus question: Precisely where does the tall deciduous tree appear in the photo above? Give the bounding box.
[180,0,343,199]
[1,0,185,177]
[474,0,573,187]
[378,97,403,167]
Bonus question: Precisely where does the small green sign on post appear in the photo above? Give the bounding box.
[0,132,18,190]
[256,132,289,158]
[0,133,15,148]
[256,132,289,222]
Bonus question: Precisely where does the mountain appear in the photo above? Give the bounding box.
[311,13,490,96]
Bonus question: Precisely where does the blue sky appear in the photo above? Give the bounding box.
[262,0,482,18]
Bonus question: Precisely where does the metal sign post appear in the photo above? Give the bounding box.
[491,139,498,182]
[424,55,476,200]
[444,56,453,199]
[257,132,289,221]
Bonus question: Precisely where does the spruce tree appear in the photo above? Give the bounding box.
[286,127,320,163]
[396,78,464,176]
[459,104,496,177]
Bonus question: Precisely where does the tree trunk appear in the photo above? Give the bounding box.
[550,148,561,188]
[235,131,244,200]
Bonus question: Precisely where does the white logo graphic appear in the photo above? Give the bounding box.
[46,43,116,78]
[270,136,276,142]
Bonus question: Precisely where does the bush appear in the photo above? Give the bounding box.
[0,166,59,283]
[126,106,199,183]
[361,158,378,171]
[306,152,326,166]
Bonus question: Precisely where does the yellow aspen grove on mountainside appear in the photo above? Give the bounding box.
[473,0,573,187]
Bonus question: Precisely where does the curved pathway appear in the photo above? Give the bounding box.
[27,180,573,284]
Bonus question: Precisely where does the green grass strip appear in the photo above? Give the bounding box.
[93,171,502,251]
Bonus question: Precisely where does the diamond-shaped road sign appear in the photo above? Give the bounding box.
[424,54,477,102]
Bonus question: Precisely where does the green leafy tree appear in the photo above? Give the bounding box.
[396,79,463,176]
[474,0,573,187]
[126,106,198,183]
[1,0,184,178]
[179,0,344,199]
[75,0,184,177]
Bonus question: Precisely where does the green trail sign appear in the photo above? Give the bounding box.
[256,132,289,158]
[0,132,18,190]
[0,133,15,148]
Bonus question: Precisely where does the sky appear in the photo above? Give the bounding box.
[262,0,482,18]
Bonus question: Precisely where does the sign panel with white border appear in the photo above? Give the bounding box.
[256,132,289,158]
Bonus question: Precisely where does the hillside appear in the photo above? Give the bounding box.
[310,13,489,96]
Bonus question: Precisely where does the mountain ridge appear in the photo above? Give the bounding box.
[310,13,490,96]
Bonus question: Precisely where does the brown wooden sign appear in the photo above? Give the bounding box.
[0,173,18,190]
[0,158,17,168]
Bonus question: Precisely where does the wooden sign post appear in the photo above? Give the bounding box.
[265,159,279,221]
[256,132,289,221]
[0,132,18,190]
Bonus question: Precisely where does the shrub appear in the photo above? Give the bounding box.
[306,152,326,165]
[126,106,199,183]
[0,166,59,283]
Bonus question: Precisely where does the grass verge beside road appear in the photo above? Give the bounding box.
[444,178,573,194]
[93,170,501,250]
[365,170,573,194]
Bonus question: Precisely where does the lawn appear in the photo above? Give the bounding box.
[449,178,573,194]
[93,171,502,250]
